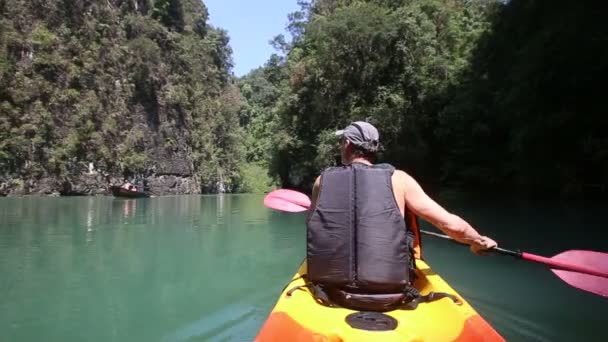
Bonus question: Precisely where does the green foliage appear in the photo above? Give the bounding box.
[252,0,606,198]
[237,162,278,193]
[0,0,245,193]
[153,0,185,32]
[264,0,491,190]
[237,67,282,164]
[437,0,608,196]
[2,0,604,197]
[30,24,57,48]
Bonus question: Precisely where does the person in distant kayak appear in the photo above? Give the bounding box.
[305,121,498,311]
[122,182,136,192]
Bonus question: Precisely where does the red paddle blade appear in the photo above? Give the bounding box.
[551,250,608,297]
[264,189,311,213]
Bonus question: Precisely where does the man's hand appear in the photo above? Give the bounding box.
[470,236,498,255]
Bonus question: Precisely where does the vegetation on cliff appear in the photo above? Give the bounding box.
[0,0,245,193]
[242,0,607,198]
[2,0,605,197]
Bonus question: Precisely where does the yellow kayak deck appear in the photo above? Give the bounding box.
[256,260,505,342]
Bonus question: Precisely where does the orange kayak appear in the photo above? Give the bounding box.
[256,259,505,342]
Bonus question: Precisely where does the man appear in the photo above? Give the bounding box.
[122,181,137,192]
[304,121,497,311]
[308,121,497,253]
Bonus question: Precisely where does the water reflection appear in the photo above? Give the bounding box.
[121,199,137,219]
[217,194,225,223]
[85,197,94,243]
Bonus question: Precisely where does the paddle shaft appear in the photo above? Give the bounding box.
[422,230,608,278]
[421,230,519,256]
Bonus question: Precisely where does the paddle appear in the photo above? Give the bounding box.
[263,189,608,297]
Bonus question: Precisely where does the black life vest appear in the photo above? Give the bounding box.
[305,163,419,309]
[295,163,459,311]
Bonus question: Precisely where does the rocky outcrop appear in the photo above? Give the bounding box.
[0,176,59,196]
[0,145,207,197]
[59,174,112,196]
[145,175,200,195]
[0,174,102,196]
[0,177,27,196]
[0,168,201,197]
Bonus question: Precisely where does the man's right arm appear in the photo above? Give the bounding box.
[396,170,497,254]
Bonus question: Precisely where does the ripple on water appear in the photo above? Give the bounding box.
[165,302,261,342]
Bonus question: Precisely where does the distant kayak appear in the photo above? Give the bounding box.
[110,185,150,198]
[256,260,505,342]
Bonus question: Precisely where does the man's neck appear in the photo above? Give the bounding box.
[349,157,372,166]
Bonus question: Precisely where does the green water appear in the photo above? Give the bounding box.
[0,194,606,341]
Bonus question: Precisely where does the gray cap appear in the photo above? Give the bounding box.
[335,121,380,151]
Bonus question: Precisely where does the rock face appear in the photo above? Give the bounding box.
[145,175,200,195]
[0,156,202,197]
[0,177,28,196]
[60,174,110,196]
[0,1,241,198]
[0,133,211,196]
[0,175,95,196]
[0,173,202,197]
[143,155,201,195]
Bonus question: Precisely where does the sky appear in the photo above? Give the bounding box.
[203,0,301,77]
